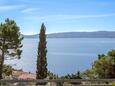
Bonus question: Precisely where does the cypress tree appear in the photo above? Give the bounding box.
[36,23,47,82]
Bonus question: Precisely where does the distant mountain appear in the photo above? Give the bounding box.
[22,34,38,38]
[23,31,115,38]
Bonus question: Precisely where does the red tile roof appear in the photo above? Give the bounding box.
[13,71,36,80]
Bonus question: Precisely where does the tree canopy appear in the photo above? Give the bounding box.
[82,50,115,79]
[36,23,47,80]
[0,18,23,79]
[93,50,115,78]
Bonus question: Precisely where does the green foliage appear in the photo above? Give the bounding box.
[47,71,58,79]
[81,50,115,79]
[81,69,97,79]
[61,71,82,79]
[3,65,13,76]
[0,18,23,79]
[61,71,82,85]
[93,50,115,78]
[36,23,47,84]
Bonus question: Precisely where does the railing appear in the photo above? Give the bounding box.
[0,79,115,86]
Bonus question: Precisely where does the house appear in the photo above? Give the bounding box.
[12,70,56,86]
[12,70,36,80]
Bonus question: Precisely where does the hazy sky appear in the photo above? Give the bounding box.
[0,0,115,35]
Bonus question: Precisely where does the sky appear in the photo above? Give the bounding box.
[0,0,115,35]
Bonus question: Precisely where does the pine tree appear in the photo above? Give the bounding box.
[36,23,47,81]
[0,18,23,79]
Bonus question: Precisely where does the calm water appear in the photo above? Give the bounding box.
[6,38,115,76]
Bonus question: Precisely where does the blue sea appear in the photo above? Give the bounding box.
[6,38,115,76]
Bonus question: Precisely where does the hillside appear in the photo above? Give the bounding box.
[23,31,115,38]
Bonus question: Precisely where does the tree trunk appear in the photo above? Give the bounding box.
[0,39,5,80]
[0,49,4,79]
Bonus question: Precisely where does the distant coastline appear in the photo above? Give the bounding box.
[23,31,115,38]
